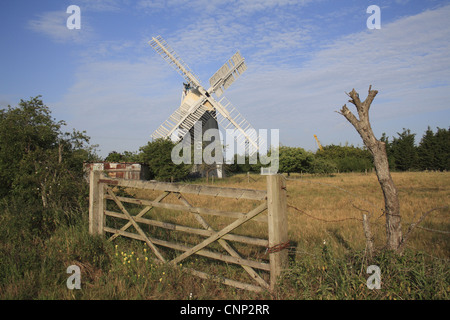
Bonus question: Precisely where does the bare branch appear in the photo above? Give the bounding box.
[344,86,378,125]
[339,104,360,128]
[347,88,363,110]
[363,85,379,112]
[398,206,449,252]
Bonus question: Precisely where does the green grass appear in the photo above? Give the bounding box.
[0,172,448,299]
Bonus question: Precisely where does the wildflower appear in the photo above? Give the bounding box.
[159,278,162,282]
[145,257,148,261]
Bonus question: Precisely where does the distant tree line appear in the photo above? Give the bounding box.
[230,127,449,174]
[105,126,449,179]
[1,97,446,210]
[381,127,449,171]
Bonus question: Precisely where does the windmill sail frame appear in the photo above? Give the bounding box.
[149,35,260,158]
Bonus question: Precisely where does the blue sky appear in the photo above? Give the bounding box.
[1,0,449,158]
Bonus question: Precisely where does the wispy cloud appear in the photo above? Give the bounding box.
[27,10,93,44]
[234,0,314,14]
[76,0,124,12]
[51,54,183,155]
[223,4,450,147]
[137,0,314,15]
[51,3,450,156]
[27,0,124,44]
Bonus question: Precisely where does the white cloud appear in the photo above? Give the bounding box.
[223,4,450,148]
[394,0,411,5]
[76,0,124,12]
[27,0,123,44]
[27,10,93,44]
[52,4,450,156]
[51,53,183,156]
[234,0,314,13]
[137,0,315,14]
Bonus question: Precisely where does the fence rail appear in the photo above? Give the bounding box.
[89,171,289,292]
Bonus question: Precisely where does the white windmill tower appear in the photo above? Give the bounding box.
[149,36,259,178]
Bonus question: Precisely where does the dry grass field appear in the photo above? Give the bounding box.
[1,171,448,300]
[158,171,449,260]
[108,171,449,299]
[280,171,449,259]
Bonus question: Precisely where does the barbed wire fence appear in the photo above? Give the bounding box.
[241,173,449,264]
[283,175,449,263]
[226,171,449,266]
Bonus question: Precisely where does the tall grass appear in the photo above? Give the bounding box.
[0,171,448,299]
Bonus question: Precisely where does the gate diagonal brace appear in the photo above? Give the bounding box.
[106,186,166,262]
[108,191,170,242]
[170,201,268,267]
[176,193,269,289]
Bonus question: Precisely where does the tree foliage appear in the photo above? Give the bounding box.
[391,128,417,171]
[0,96,98,235]
[382,127,449,171]
[138,138,192,181]
[278,146,314,175]
[316,144,373,172]
[417,127,450,171]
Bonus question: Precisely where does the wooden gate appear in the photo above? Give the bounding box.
[89,170,288,292]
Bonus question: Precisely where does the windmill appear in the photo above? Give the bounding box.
[149,36,259,178]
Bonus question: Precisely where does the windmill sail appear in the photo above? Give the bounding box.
[211,96,260,155]
[209,51,247,97]
[149,35,260,157]
[149,36,202,88]
[151,100,208,142]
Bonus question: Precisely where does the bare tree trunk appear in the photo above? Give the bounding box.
[338,86,402,251]
[58,142,63,164]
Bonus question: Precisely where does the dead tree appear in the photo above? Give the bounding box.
[338,86,403,251]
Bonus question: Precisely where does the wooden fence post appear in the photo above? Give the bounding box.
[266,174,289,290]
[89,170,105,235]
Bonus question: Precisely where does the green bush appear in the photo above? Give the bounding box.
[139,138,192,181]
[315,144,373,173]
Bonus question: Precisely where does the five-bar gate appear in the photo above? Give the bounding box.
[89,170,288,292]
